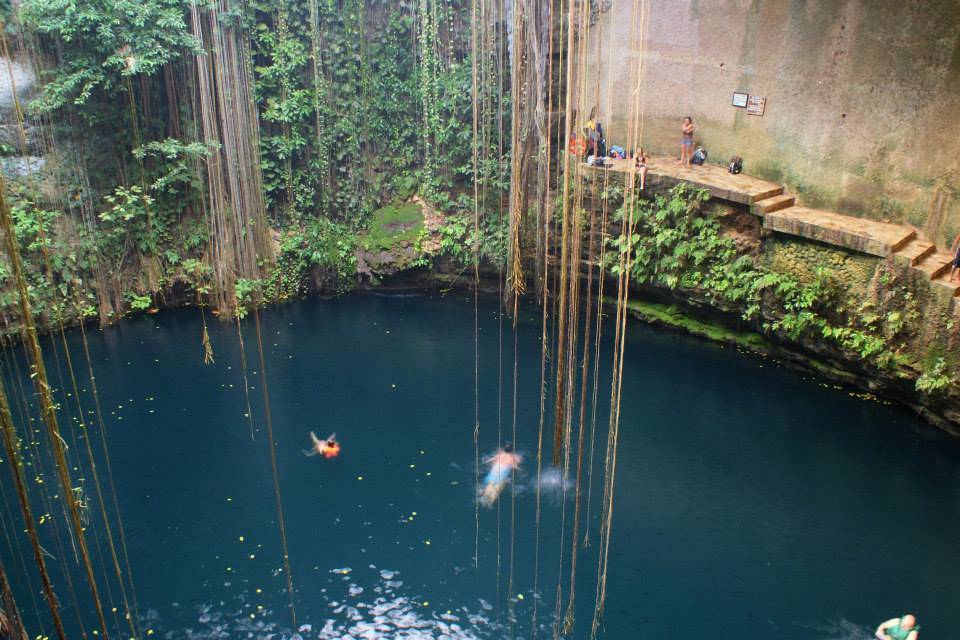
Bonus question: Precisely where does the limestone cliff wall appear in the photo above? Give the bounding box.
[586,0,960,247]
[0,52,45,178]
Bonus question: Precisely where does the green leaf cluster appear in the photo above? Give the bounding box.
[609,185,898,366]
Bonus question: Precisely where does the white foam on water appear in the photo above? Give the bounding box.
[146,566,497,640]
[809,618,872,640]
[533,467,572,497]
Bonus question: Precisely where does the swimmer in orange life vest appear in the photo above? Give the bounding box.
[480,443,521,507]
[304,432,340,458]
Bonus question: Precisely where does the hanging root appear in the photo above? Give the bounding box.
[561,609,575,635]
[202,322,215,365]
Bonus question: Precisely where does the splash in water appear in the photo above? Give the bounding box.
[532,467,572,504]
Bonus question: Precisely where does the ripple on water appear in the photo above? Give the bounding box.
[148,566,495,640]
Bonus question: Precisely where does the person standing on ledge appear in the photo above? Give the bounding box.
[950,230,960,282]
[635,147,648,190]
[677,116,694,169]
[875,614,919,640]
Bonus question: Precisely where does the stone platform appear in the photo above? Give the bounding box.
[584,156,960,295]
[763,206,915,258]
[598,157,784,204]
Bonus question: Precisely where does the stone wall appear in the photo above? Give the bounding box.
[585,0,960,248]
[0,52,45,178]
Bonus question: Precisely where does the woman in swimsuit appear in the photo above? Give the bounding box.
[678,116,694,169]
[635,147,648,190]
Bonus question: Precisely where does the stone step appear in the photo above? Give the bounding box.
[929,271,960,296]
[763,206,915,257]
[914,251,955,280]
[893,237,936,267]
[751,193,796,216]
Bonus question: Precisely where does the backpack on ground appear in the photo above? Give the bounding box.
[691,147,707,165]
[728,155,742,174]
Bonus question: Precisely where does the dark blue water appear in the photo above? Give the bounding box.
[2,294,959,639]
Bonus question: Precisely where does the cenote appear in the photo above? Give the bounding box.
[2,294,959,639]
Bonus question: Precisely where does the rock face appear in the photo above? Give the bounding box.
[0,55,35,110]
[0,53,44,178]
[584,0,960,244]
[355,196,445,282]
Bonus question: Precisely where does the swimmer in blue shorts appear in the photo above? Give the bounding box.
[480,443,522,507]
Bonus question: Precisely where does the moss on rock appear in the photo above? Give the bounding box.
[618,298,769,352]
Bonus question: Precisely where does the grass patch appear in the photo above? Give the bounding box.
[618,298,769,351]
[362,200,424,251]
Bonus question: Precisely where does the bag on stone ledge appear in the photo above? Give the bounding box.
[691,147,707,165]
[728,155,742,174]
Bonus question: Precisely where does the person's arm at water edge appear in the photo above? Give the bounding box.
[875,619,898,639]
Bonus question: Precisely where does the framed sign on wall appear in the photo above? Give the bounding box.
[732,91,748,108]
[746,95,766,116]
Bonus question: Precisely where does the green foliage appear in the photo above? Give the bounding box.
[246,0,494,230]
[234,278,263,319]
[22,0,197,112]
[249,0,442,222]
[97,185,161,262]
[134,138,212,195]
[434,207,507,270]
[916,357,953,395]
[12,201,58,254]
[5,0,501,331]
[264,217,357,301]
[609,185,897,366]
[125,291,152,311]
[6,200,59,314]
[180,257,213,297]
[436,212,473,264]
[7,0,503,324]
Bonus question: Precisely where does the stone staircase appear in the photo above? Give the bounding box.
[894,237,936,266]
[750,194,960,296]
[908,248,959,294]
[752,193,796,215]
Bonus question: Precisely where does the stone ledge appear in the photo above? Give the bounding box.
[763,206,915,257]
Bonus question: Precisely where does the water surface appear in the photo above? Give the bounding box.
[2,294,958,639]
